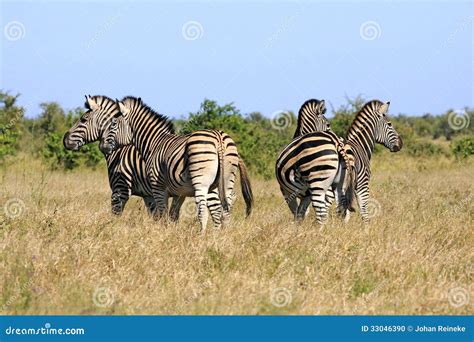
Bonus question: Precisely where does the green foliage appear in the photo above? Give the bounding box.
[40,107,103,170]
[450,136,474,159]
[329,95,365,138]
[180,99,295,179]
[0,91,24,160]
[37,102,68,136]
[42,132,102,170]
[1,93,472,175]
[406,139,447,157]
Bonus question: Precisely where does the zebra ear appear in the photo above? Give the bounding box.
[318,100,326,115]
[86,95,99,111]
[379,101,390,115]
[118,101,130,116]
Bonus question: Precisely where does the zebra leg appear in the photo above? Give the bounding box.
[207,189,223,229]
[194,190,210,230]
[296,195,311,221]
[309,176,335,226]
[281,188,298,218]
[169,196,186,222]
[357,187,370,224]
[143,196,157,217]
[111,191,129,215]
[333,183,354,223]
[150,179,169,221]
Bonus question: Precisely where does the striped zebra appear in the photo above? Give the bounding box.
[99,96,253,230]
[340,100,403,222]
[275,99,356,223]
[293,99,328,138]
[63,95,223,224]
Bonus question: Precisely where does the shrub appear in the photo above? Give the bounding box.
[450,136,474,159]
[0,92,24,160]
[42,133,102,170]
[406,139,446,157]
[180,99,295,179]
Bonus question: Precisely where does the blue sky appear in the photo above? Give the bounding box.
[1,0,472,118]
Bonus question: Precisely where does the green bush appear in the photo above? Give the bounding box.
[450,136,474,159]
[180,99,295,179]
[0,92,24,160]
[32,104,103,170]
[42,132,102,170]
[406,139,447,157]
[329,95,365,138]
[2,92,472,176]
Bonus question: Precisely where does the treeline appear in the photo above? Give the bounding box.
[0,91,472,179]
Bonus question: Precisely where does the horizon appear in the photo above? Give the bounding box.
[1,0,473,119]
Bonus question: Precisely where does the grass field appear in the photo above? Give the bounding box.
[1,153,472,315]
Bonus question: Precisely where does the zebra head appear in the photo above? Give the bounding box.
[373,101,403,152]
[294,99,330,138]
[63,95,119,151]
[99,113,133,155]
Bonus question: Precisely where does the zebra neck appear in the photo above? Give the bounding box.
[293,127,313,138]
[346,125,375,162]
[130,117,173,161]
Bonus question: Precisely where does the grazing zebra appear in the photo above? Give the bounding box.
[275,99,356,223]
[63,95,223,223]
[340,100,403,222]
[99,96,253,230]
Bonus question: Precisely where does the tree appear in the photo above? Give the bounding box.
[329,95,365,138]
[0,91,24,160]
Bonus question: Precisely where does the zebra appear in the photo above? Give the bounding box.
[99,96,253,230]
[275,99,356,223]
[293,99,329,138]
[340,100,403,223]
[292,98,356,219]
[63,95,223,223]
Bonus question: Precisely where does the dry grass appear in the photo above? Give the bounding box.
[1,153,473,315]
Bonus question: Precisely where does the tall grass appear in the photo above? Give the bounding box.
[1,153,472,314]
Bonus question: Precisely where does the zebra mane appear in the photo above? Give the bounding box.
[347,99,386,140]
[355,99,384,118]
[121,96,175,134]
[293,99,327,138]
[84,95,116,110]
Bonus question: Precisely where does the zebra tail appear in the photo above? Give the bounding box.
[337,141,357,212]
[344,164,357,212]
[217,136,229,212]
[238,158,254,217]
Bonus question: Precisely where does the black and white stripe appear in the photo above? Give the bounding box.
[341,100,403,222]
[290,99,354,219]
[63,95,223,220]
[275,99,352,223]
[100,96,253,230]
[63,95,156,215]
